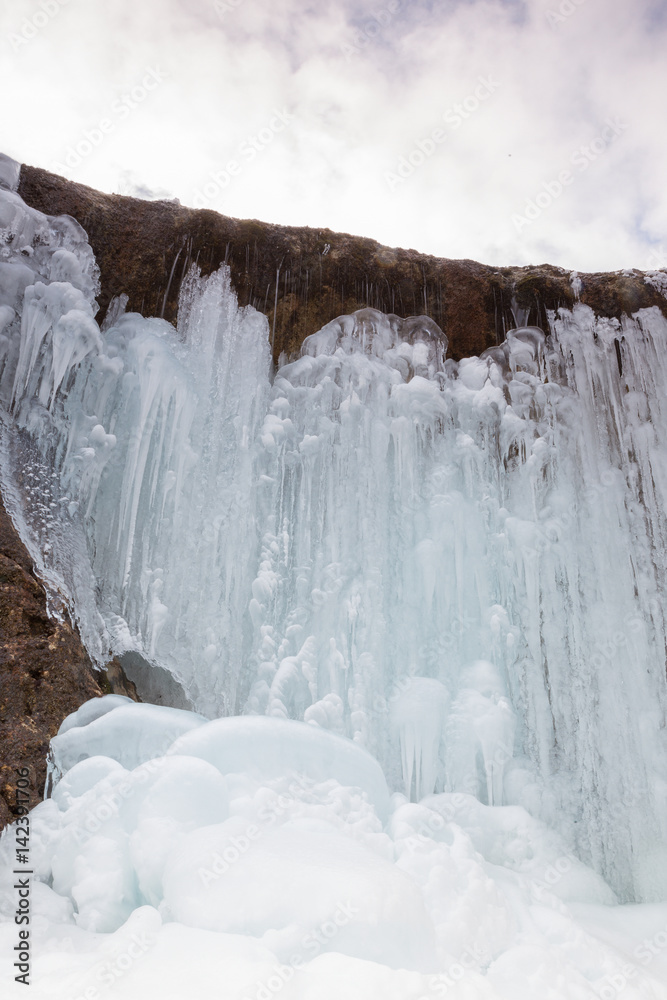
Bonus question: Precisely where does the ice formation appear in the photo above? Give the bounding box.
[1,162,667,997]
[2,695,667,998]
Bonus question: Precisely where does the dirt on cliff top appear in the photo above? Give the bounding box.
[17,164,667,361]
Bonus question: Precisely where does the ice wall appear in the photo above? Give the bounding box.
[1,178,667,901]
[241,304,667,900]
[0,181,272,703]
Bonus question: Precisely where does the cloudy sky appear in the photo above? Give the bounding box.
[2,0,666,272]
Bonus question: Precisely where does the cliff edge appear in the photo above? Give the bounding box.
[17,164,667,361]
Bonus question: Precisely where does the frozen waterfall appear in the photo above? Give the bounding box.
[1,178,667,999]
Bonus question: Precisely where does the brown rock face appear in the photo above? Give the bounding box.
[0,489,103,825]
[0,489,139,830]
[17,165,667,361]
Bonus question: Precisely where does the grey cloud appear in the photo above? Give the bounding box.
[0,0,664,271]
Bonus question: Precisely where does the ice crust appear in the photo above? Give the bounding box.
[1,181,667,996]
[4,695,667,998]
[50,701,208,777]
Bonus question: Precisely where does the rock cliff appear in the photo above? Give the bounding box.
[0,492,102,825]
[17,164,667,362]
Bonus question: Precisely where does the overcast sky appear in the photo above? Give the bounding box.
[2,0,666,272]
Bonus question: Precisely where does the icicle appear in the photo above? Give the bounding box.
[391,678,449,800]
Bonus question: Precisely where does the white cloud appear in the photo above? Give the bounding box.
[0,0,665,271]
